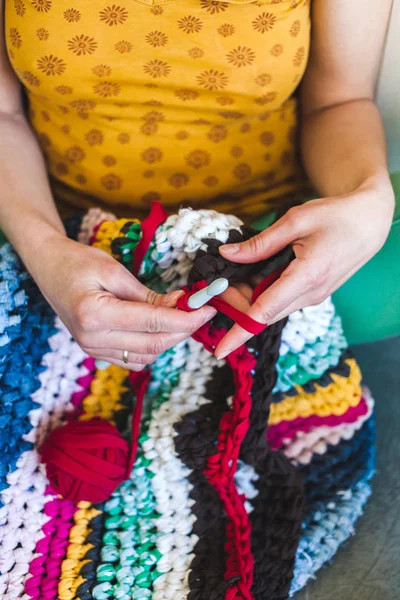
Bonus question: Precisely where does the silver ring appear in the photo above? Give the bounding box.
[122,350,129,364]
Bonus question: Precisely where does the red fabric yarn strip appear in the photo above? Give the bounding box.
[128,369,151,474]
[40,420,129,503]
[89,220,106,246]
[190,322,256,600]
[132,201,168,276]
[177,264,289,336]
[251,264,288,303]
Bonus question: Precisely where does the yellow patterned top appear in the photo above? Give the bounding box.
[5,0,311,220]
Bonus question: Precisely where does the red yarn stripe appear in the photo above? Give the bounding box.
[128,369,151,475]
[132,201,168,276]
[191,323,256,600]
[267,395,369,450]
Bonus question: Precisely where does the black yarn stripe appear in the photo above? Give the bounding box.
[110,220,139,261]
[174,362,236,600]
[241,320,286,463]
[76,376,134,599]
[75,509,105,600]
[187,228,293,287]
[243,322,305,600]
[187,227,304,600]
[271,349,354,403]
[299,413,375,523]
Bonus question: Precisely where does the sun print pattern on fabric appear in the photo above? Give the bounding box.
[5,0,311,220]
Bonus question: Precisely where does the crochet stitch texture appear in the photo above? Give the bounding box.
[0,207,375,600]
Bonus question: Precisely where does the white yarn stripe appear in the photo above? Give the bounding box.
[282,387,374,465]
[143,338,224,600]
[234,460,260,514]
[0,318,87,599]
[279,298,336,357]
[151,209,242,289]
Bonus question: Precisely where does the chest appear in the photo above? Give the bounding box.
[5,0,311,111]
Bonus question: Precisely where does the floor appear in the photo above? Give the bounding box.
[296,336,400,600]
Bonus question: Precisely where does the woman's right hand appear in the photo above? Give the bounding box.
[31,234,216,370]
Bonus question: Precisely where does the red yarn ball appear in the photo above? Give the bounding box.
[40,420,129,503]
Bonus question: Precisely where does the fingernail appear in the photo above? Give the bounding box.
[216,350,229,361]
[220,244,240,255]
[165,290,184,307]
[171,290,185,301]
[95,359,111,370]
[203,308,217,323]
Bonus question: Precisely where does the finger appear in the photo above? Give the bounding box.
[86,330,190,356]
[218,209,301,264]
[233,282,254,303]
[93,351,157,367]
[91,296,216,333]
[96,356,146,372]
[219,285,252,313]
[102,260,185,308]
[268,261,363,325]
[215,257,316,358]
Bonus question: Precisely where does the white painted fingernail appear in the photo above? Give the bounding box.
[216,351,229,361]
[203,308,217,323]
[96,359,111,370]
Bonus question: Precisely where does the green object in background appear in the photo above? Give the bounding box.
[333,172,400,345]
[252,172,400,346]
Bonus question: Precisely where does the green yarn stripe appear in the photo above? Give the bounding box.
[92,343,188,600]
[275,315,347,392]
[118,222,142,272]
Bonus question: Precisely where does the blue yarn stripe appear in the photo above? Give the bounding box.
[0,244,56,504]
[290,466,374,595]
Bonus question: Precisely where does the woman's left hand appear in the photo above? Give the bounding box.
[214,179,394,359]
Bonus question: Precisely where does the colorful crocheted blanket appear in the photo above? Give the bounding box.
[0,206,375,600]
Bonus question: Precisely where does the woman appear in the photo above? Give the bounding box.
[0,0,394,368]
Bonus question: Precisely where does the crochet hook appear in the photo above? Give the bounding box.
[95,278,229,371]
[187,277,229,309]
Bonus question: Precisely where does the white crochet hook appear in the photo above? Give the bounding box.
[187,277,229,309]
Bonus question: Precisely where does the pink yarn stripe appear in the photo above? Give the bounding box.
[26,357,96,600]
[25,492,76,599]
[267,396,369,450]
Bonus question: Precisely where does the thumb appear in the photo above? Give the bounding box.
[102,260,184,307]
[219,212,297,264]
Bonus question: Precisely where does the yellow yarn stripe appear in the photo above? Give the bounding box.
[79,364,130,424]
[268,358,362,425]
[58,363,129,600]
[91,218,139,257]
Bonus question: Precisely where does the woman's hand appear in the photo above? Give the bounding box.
[215,179,394,359]
[32,234,216,370]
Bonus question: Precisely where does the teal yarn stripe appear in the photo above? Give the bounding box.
[275,315,347,393]
[91,343,188,600]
